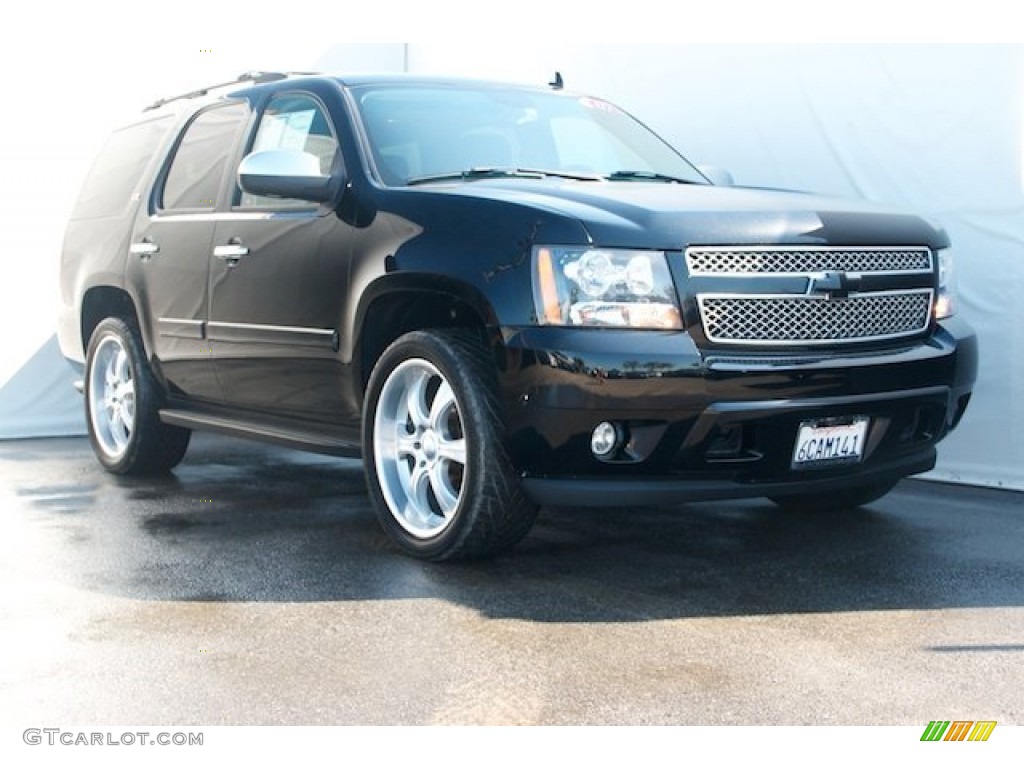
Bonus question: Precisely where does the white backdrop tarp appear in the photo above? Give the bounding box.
[0,44,1021,490]
[0,336,84,439]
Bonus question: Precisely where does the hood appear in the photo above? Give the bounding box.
[415,179,949,250]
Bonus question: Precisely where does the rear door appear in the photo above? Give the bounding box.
[207,90,355,423]
[127,101,248,402]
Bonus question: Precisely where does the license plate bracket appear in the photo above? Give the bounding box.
[792,416,869,469]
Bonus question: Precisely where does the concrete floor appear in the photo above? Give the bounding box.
[0,434,1022,725]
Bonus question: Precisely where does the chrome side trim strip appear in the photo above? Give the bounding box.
[157,317,206,340]
[206,321,336,348]
[207,321,333,336]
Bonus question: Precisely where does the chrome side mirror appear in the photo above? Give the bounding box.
[238,149,335,202]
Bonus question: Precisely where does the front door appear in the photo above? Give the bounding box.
[207,92,353,424]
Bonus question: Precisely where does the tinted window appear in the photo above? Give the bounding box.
[238,94,338,208]
[162,102,247,210]
[71,116,174,220]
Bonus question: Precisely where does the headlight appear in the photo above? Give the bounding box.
[935,248,957,319]
[532,247,682,329]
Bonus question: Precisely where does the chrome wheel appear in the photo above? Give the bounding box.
[372,358,467,538]
[83,317,190,474]
[88,334,136,460]
[363,329,537,560]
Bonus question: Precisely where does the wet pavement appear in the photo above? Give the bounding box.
[1,434,1022,724]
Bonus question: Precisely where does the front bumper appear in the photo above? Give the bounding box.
[498,317,977,505]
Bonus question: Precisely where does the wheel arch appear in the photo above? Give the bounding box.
[80,285,143,356]
[352,273,504,397]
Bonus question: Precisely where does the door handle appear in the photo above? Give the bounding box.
[213,243,250,265]
[129,240,160,260]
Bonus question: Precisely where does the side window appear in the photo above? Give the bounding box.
[161,102,248,211]
[72,116,175,220]
[238,93,339,208]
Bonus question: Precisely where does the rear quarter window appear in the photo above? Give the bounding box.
[71,116,175,220]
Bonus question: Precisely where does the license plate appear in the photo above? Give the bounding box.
[792,417,869,469]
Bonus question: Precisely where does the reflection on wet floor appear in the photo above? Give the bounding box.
[2,433,1023,620]
[2,434,1023,725]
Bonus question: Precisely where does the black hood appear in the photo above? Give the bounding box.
[416,179,950,250]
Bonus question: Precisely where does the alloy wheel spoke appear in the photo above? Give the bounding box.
[429,380,456,432]
[428,462,459,515]
[121,394,135,425]
[396,433,419,458]
[436,437,466,466]
[114,348,130,385]
[404,369,432,430]
[407,462,435,522]
[402,500,434,530]
[105,353,119,388]
[109,409,129,447]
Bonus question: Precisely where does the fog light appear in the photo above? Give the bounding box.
[591,421,620,457]
[705,425,743,460]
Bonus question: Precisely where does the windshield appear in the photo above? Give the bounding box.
[351,83,707,186]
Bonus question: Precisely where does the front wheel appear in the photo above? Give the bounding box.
[84,317,190,474]
[362,329,537,561]
[769,480,898,512]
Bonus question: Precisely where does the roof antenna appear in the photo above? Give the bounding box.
[549,71,563,90]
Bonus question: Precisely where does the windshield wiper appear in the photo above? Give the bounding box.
[516,167,604,182]
[606,170,703,184]
[406,167,603,186]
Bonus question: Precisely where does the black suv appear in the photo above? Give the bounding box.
[58,71,977,560]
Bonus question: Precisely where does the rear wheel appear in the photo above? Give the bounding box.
[363,329,537,561]
[769,480,898,512]
[84,317,190,474]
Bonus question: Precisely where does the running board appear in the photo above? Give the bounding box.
[159,408,362,458]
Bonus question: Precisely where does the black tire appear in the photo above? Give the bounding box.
[769,480,898,512]
[362,328,537,561]
[84,317,191,474]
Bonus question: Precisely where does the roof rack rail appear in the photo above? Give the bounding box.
[143,70,314,112]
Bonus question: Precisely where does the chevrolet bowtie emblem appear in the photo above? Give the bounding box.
[807,270,860,299]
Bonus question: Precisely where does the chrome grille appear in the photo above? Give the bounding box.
[697,290,933,345]
[686,246,932,275]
